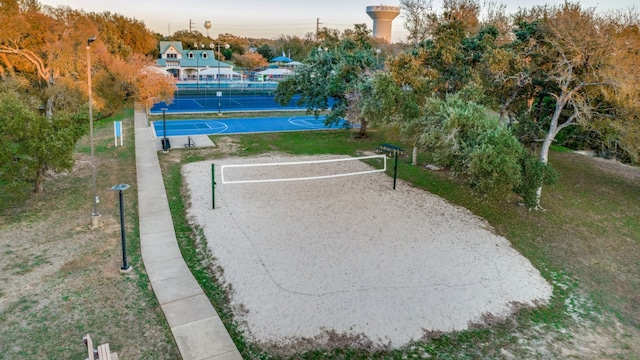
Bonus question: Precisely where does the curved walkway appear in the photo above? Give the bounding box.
[134,108,242,360]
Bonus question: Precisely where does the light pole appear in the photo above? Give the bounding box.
[194,43,201,95]
[87,36,100,228]
[215,43,229,115]
[111,184,132,273]
[204,21,212,110]
[193,43,207,94]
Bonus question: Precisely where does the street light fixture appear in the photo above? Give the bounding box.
[111,183,132,273]
[87,35,100,228]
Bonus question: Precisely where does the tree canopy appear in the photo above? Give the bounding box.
[0,0,175,193]
[274,24,379,137]
[388,0,638,207]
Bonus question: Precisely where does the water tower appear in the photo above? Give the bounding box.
[366,5,401,42]
[204,20,212,38]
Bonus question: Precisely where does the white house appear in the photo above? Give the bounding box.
[156,41,234,81]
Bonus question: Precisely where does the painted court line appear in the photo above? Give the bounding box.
[289,118,323,128]
[152,116,346,136]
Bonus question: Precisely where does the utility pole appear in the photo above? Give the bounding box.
[316,18,320,39]
[189,19,195,32]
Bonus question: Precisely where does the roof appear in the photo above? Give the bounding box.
[270,55,293,63]
[257,68,293,76]
[159,41,183,53]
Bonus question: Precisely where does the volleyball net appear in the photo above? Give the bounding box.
[220,155,387,185]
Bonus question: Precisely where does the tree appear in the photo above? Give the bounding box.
[361,51,435,165]
[167,30,205,50]
[481,45,533,124]
[594,10,640,163]
[255,44,274,64]
[316,27,341,48]
[0,2,174,193]
[510,3,640,208]
[274,34,314,61]
[0,2,94,119]
[418,94,525,199]
[0,89,84,193]
[275,25,378,137]
[0,3,162,119]
[92,51,175,114]
[400,0,433,45]
[87,11,158,57]
[232,52,268,69]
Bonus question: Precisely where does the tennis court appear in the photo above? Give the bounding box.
[150,94,310,114]
[152,115,351,136]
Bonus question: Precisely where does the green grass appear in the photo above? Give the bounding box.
[159,129,640,358]
[234,130,378,156]
[0,108,180,359]
[6,111,635,358]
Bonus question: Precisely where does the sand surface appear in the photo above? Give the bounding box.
[182,154,552,351]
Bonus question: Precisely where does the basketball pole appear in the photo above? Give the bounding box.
[212,163,216,209]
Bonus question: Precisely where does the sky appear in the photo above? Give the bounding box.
[38,0,638,43]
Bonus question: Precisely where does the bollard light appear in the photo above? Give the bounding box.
[161,108,169,151]
[111,183,132,273]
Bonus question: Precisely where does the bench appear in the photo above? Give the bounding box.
[184,136,195,148]
[375,143,405,157]
[83,334,119,360]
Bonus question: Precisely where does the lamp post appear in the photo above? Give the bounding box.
[194,43,201,94]
[87,36,100,228]
[161,108,169,151]
[111,183,132,273]
[215,43,230,115]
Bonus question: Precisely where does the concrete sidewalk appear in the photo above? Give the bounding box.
[134,108,242,360]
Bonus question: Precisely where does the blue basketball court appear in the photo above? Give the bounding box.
[153,115,351,136]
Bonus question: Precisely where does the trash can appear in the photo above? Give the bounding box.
[161,137,171,151]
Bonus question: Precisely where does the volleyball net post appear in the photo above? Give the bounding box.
[393,151,398,190]
[212,163,216,209]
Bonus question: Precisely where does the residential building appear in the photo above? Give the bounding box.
[156,41,235,81]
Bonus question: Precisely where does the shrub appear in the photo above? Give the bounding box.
[420,94,525,200]
[466,126,523,199]
[514,151,559,208]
